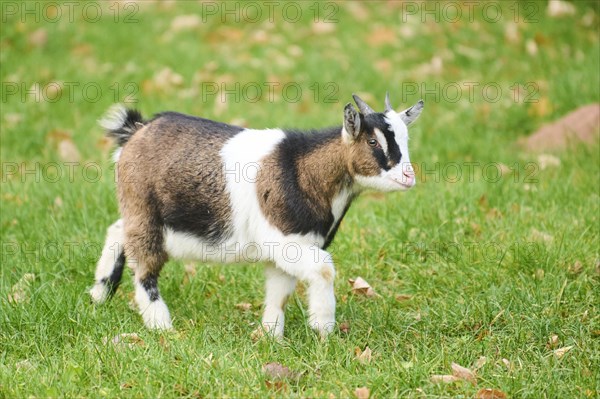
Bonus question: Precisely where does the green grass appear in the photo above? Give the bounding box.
[1,1,599,398]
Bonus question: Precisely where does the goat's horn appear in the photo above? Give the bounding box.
[384,92,393,112]
[352,94,375,115]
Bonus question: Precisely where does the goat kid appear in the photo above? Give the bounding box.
[90,94,424,337]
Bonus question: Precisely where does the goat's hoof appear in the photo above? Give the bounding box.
[251,324,283,342]
[89,284,109,304]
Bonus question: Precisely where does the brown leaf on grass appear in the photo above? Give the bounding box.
[354,346,372,364]
[475,388,507,399]
[312,21,336,35]
[262,362,300,380]
[348,277,376,297]
[28,28,47,47]
[182,262,197,285]
[235,302,252,311]
[553,346,573,359]
[170,15,201,32]
[354,386,370,399]
[430,375,461,384]
[44,81,62,99]
[367,26,396,46]
[520,104,600,152]
[395,294,413,302]
[96,135,113,155]
[531,228,553,243]
[501,358,512,371]
[339,321,350,334]
[526,39,538,56]
[451,362,477,384]
[568,260,583,274]
[102,333,145,350]
[546,334,560,349]
[58,138,81,162]
[8,273,35,304]
[547,0,576,17]
[474,356,487,371]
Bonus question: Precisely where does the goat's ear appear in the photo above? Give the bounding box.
[343,103,361,141]
[399,99,424,126]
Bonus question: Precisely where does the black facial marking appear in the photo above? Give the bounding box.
[100,251,126,299]
[141,275,160,302]
[363,114,402,168]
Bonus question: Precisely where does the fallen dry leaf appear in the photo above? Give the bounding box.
[531,228,553,243]
[451,362,477,384]
[152,67,184,92]
[235,302,252,311]
[28,28,48,47]
[553,346,573,359]
[8,273,35,304]
[354,386,370,399]
[367,26,396,46]
[475,388,508,399]
[430,375,461,384]
[348,277,376,297]
[395,294,413,302]
[102,333,145,350]
[58,139,81,162]
[547,334,560,349]
[568,261,583,274]
[262,362,300,380]
[474,356,487,371]
[312,21,336,35]
[526,39,538,56]
[339,321,350,334]
[170,15,201,32]
[354,346,372,364]
[547,0,576,17]
[501,358,512,371]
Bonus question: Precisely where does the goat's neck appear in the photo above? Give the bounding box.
[296,131,353,206]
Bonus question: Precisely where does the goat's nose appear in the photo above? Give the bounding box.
[403,168,415,185]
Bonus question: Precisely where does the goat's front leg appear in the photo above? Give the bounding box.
[274,245,336,337]
[260,266,297,339]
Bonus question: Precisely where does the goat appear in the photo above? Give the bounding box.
[90,94,424,337]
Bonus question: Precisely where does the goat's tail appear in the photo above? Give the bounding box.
[99,104,145,148]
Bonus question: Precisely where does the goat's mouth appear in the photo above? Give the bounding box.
[389,177,415,189]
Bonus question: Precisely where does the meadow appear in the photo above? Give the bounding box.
[1,1,599,397]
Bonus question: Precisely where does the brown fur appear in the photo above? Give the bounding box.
[117,115,237,280]
[256,131,380,236]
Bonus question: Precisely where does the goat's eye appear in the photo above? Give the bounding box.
[368,138,379,148]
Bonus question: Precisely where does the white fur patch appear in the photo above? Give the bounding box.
[135,281,172,329]
[373,128,389,156]
[327,186,353,237]
[99,104,128,131]
[90,219,124,303]
[112,147,122,163]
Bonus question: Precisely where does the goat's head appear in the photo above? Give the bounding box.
[342,93,423,192]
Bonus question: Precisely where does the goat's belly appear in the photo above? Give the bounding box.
[164,229,269,264]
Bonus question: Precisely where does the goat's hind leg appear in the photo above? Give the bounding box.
[90,219,126,303]
[126,221,172,330]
